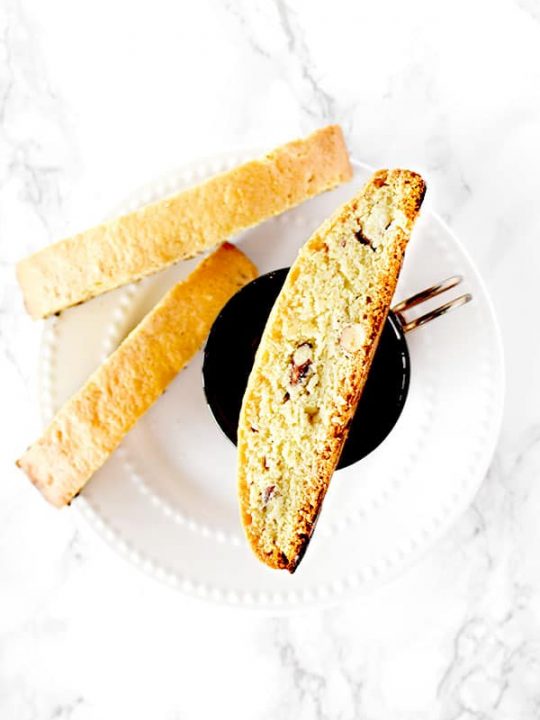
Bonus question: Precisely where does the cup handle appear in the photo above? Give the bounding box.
[392,276,473,334]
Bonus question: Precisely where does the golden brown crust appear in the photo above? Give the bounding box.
[237,169,426,571]
[17,126,351,319]
[17,243,257,507]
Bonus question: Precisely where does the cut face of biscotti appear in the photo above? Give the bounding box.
[17,125,351,319]
[237,169,426,572]
[17,243,257,507]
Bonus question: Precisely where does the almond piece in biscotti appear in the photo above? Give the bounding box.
[237,169,426,572]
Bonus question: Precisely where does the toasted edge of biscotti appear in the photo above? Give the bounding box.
[17,243,257,507]
[237,169,426,571]
[17,125,351,319]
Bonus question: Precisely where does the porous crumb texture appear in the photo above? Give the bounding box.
[17,243,257,507]
[17,125,351,318]
[237,169,426,571]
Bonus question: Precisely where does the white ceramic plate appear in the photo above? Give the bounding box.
[40,155,504,610]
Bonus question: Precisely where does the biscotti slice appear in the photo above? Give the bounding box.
[237,169,426,571]
[17,243,257,507]
[17,125,351,319]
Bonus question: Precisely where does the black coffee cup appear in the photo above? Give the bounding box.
[203,268,471,469]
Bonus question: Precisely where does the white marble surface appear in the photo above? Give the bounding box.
[1,0,540,716]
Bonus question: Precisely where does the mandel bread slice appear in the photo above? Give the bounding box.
[237,169,426,572]
[17,125,351,319]
[17,243,257,507]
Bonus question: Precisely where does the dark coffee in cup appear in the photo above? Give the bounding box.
[203,268,410,468]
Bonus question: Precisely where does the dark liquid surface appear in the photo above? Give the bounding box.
[203,268,410,469]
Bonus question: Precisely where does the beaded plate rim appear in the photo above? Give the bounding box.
[39,155,505,611]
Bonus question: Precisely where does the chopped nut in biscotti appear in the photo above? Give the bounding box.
[339,323,366,353]
[354,227,375,250]
[262,485,276,505]
[305,405,319,423]
[290,342,313,385]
